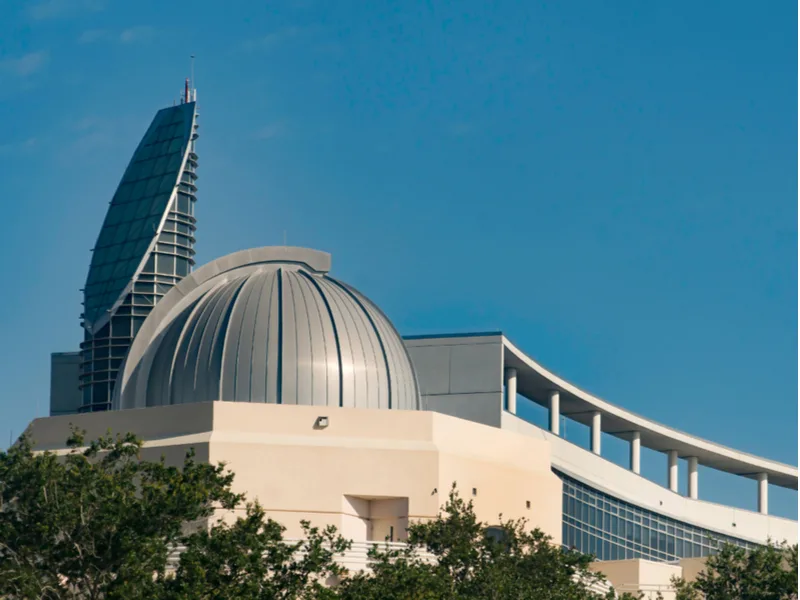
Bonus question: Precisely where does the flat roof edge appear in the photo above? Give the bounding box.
[403,331,503,341]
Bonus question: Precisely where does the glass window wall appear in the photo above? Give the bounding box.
[558,471,758,563]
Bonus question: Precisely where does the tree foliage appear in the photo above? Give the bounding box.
[337,484,616,600]
[2,431,795,600]
[0,429,240,600]
[160,503,349,600]
[672,540,798,600]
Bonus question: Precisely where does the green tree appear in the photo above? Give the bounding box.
[0,430,352,600]
[672,540,798,600]
[161,502,349,600]
[337,484,617,600]
[0,429,240,600]
[10,430,752,600]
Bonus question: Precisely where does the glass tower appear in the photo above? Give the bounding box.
[79,82,199,412]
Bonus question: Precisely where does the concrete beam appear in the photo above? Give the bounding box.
[688,457,699,499]
[591,411,601,455]
[505,368,517,414]
[667,450,678,493]
[630,431,641,474]
[758,473,768,515]
[548,390,560,435]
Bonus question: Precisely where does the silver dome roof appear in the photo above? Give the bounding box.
[114,247,420,411]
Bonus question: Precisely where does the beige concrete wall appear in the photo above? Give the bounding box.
[24,403,213,467]
[591,559,681,599]
[590,560,639,589]
[679,556,708,583]
[207,412,439,538]
[26,402,211,448]
[24,402,562,544]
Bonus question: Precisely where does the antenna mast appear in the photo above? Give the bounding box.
[190,54,196,101]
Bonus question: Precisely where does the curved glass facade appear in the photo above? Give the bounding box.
[79,98,198,412]
[83,102,196,328]
[558,471,759,562]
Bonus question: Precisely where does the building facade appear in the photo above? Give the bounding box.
[43,87,797,596]
[77,82,199,412]
[29,401,564,546]
[405,332,797,562]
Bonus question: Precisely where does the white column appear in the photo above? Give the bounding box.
[667,450,678,492]
[590,411,601,455]
[505,368,517,414]
[630,431,641,474]
[548,390,560,435]
[757,473,768,515]
[687,457,698,499]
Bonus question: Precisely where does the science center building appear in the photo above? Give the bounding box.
[33,85,796,594]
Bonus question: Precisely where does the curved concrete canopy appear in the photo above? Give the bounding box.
[502,336,798,490]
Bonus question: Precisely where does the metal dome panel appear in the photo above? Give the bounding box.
[115,247,420,411]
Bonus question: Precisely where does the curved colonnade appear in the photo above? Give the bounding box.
[501,337,798,517]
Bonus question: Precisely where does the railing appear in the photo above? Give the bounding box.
[615,583,676,598]
[166,539,618,595]
[166,539,435,573]
[577,575,613,596]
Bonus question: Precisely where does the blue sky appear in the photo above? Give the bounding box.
[0,0,796,518]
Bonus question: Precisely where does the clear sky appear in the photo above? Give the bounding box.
[0,1,797,518]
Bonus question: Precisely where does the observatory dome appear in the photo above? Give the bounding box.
[114,247,420,411]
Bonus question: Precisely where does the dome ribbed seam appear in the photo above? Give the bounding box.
[326,277,393,411]
[299,270,343,408]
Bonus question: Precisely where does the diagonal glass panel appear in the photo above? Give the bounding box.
[83,101,195,328]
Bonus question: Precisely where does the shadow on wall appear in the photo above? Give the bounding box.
[342,496,410,543]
